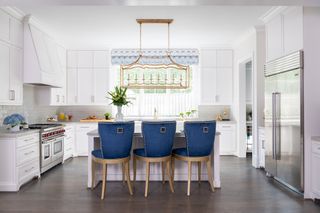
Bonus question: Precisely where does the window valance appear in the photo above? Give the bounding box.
[111,49,199,65]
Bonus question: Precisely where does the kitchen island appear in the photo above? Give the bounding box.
[87,122,221,189]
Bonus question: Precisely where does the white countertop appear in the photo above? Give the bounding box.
[0,129,40,138]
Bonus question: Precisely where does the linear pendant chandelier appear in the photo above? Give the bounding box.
[120,19,190,89]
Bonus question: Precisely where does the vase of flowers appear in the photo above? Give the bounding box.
[107,86,131,121]
[3,114,26,132]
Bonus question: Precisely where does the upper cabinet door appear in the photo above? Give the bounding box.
[9,18,23,48]
[93,51,109,68]
[217,50,233,67]
[29,25,52,73]
[0,10,10,41]
[200,67,217,104]
[266,15,283,62]
[9,47,23,104]
[0,41,10,102]
[201,49,217,67]
[67,69,77,104]
[283,7,303,55]
[216,68,233,104]
[77,68,93,104]
[78,51,93,68]
[93,68,108,104]
[67,51,77,68]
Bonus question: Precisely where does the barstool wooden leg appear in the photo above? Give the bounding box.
[206,159,215,192]
[101,163,107,200]
[91,160,95,190]
[171,158,175,183]
[125,161,133,195]
[166,160,174,193]
[198,161,201,184]
[162,162,165,184]
[133,156,137,182]
[145,162,150,197]
[187,161,192,196]
[122,163,125,184]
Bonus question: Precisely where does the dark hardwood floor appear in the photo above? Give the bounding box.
[0,156,319,213]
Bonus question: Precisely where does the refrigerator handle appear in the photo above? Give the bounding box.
[272,92,276,160]
[275,92,281,160]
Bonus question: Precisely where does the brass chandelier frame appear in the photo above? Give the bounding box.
[120,19,190,89]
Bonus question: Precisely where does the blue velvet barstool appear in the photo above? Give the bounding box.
[172,121,216,196]
[133,121,176,197]
[91,121,134,199]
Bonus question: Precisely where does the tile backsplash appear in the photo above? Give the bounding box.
[0,85,59,126]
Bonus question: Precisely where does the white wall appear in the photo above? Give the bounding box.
[303,6,320,199]
[233,32,256,158]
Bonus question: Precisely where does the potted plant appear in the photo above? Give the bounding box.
[104,112,112,120]
[107,86,131,121]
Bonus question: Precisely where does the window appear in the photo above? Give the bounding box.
[109,65,200,117]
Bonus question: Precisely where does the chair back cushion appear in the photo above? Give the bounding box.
[184,121,216,157]
[98,121,134,159]
[142,121,176,157]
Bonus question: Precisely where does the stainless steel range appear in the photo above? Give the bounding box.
[29,124,65,173]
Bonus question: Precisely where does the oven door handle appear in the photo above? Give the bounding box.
[42,135,65,144]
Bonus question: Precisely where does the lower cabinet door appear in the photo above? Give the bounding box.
[312,153,320,198]
[76,124,97,156]
[18,158,39,184]
[217,124,236,155]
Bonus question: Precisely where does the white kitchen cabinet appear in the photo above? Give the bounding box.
[200,49,216,67]
[200,67,217,104]
[283,7,303,56]
[200,49,233,105]
[217,123,236,155]
[78,68,94,104]
[258,127,265,168]
[67,69,78,104]
[94,51,109,68]
[63,125,75,161]
[75,124,97,156]
[0,41,10,103]
[311,140,320,199]
[67,51,78,68]
[66,50,109,105]
[93,69,109,104]
[9,47,23,104]
[216,50,233,67]
[0,132,40,191]
[9,17,23,48]
[266,15,283,62]
[265,7,303,62]
[0,41,23,105]
[78,51,93,68]
[216,68,233,104]
[0,9,10,41]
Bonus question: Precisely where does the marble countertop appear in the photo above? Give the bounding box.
[0,129,40,138]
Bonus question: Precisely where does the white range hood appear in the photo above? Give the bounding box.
[23,15,64,88]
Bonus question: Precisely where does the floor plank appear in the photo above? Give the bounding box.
[0,156,319,213]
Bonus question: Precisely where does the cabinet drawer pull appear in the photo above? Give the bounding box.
[66,137,72,140]
[24,150,35,156]
[25,167,34,173]
[24,138,34,142]
[80,127,90,129]
[66,147,72,151]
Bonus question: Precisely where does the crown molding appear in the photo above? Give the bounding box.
[259,6,288,23]
[254,25,265,32]
[1,6,26,21]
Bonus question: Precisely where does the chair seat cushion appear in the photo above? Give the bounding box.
[133,148,146,157]
[91,149,104,158]
[172,148,188,156]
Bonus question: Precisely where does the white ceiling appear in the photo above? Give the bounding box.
[19,6,272,49]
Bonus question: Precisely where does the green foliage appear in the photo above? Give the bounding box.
[107,86,131,106]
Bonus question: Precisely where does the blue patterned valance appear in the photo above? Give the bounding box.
[111,49,199,65]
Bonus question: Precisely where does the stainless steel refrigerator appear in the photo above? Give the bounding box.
[264,50,304,193]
